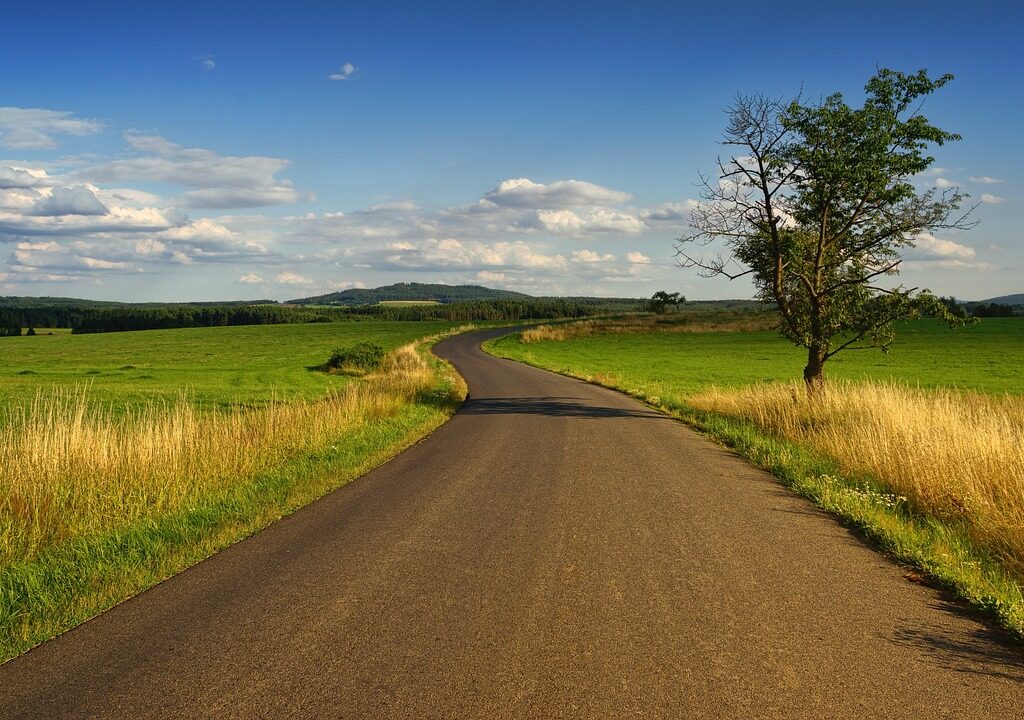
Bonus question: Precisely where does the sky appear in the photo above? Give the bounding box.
[0,0,1020,302]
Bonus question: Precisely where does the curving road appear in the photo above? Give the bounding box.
[1,328,1022,717]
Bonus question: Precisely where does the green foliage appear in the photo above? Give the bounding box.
[679,68,974,384]
[647,291,684,314]
[326,342,386,373]
[972,302,1018,318]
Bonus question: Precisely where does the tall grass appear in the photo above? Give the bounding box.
[689,381,1024,576]
[520,313,773,343]
[0,343,440,566]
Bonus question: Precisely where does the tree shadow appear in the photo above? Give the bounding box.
[889,600,1024,681]
[459,396,669,420]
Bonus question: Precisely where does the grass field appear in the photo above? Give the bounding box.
[0,320,456,411]
[495,318,1024,395]
[0,321,465,661]
[489,317,1024,636]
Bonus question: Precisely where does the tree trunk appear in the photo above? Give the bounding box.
[803,346,827,393]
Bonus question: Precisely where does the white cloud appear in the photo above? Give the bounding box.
[934,177,956,189]
[483,178,632,209]
[626,251,651,264]
[969,176,1003,184]
[80,133,305,209]
[198,55,216,71]
[30,186,108,216]
[275,270,313,285]
[572,249,615,263]
[536,207,645,236]
[338,237,568,273]
[326,279,367,290]
[980,193,1005,205]
[476,270,506,283]
[910,232,977,260]
[328,62,358,81]
[238,273,266,284]
[0,107,103,150]
[0,166,53,189]
[641,200,698,224]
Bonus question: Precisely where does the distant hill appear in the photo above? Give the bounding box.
[289,283,532,306]
[976,293,1024,306]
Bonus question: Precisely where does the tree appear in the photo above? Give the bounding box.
[648,291,684,314]
[676,69,974,389]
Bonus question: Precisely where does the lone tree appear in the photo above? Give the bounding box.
[648,290,684,314]
[676,68,974,389]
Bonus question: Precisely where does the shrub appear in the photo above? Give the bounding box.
[325,342,385,373]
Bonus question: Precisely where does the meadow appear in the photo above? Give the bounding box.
[490,317,1024,635]
[0,320,456,411]
[0,320,464,661]
[500,318,1024,396]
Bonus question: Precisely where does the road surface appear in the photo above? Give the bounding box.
[1,328,1022,718]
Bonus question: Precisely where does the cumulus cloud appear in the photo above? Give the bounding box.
[275,270,313,285]
[640,200,698,224]
[909,232,979,262]
[30,186,108,216]
[476,270,506,283]
[80,132,305,209]
[238,273,266,284]
[0,107,103,150]
[969,176,1003,184]
[572,249,615,263]
[934,177,956,189]
[626,251,651,264]
[483,178,632,209]
[336,237,568,273]
[7,239,133,277]
[0,166,53,189]
[328,62,358,81]
[980,193,1005,204]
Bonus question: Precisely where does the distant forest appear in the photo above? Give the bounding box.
[289,282,531,305]
[0,297,642,335]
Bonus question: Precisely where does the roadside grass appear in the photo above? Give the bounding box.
[0,320,457,412]
[520,311,774,342]
[0,330,469,662]
[487,318,1024,638]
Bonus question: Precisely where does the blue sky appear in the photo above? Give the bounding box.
[0,0,1020,301]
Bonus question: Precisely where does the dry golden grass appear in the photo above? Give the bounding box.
[520,314,773,343]
[0,343,441,565]
[689,381,1024,574]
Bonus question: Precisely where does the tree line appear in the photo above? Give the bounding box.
[0,298,624,335]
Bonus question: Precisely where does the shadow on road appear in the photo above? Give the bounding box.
[460,396,668,420]
[890,607,1024,681]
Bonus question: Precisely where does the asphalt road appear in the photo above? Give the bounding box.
[2,328,1022,718]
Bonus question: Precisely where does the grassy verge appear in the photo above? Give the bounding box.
[0,331,469,663]
[485,327,1024,640]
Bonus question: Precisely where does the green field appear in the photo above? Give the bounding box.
[0,320,457,411]
[490,318,1024,396]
